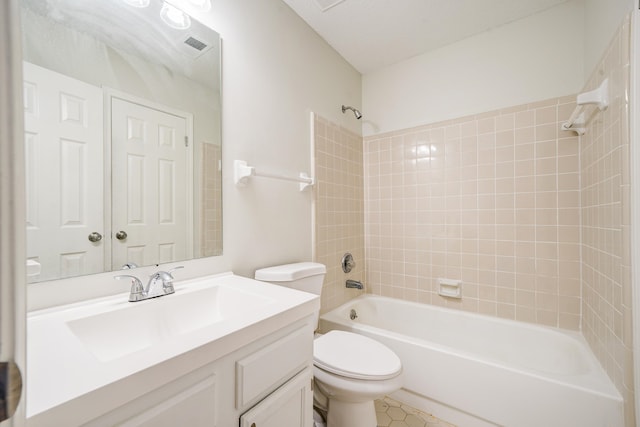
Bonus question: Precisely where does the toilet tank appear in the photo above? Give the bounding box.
[254,262,326,295]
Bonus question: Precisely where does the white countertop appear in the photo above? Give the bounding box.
[26,272,319,421]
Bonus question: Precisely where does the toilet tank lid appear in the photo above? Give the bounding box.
[255,262,326,281]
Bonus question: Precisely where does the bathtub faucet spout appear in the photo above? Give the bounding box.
[346,279,364,290]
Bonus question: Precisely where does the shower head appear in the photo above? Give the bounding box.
[342,105,362,120]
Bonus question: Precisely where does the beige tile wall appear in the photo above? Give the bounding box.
[313,14,634,426]
[314,114,365,313]
[364,96,582,329]
[580,13,634,426]
[201,142,222,257]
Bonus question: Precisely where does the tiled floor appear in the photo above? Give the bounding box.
[375,397,457,427]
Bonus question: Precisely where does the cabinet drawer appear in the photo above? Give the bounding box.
[236,326,312,409]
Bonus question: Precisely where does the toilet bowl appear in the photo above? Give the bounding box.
[255,263,403,427]
[313,330,403,427]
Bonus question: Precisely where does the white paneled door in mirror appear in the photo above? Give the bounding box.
[111,97,192,270]
[20,0,223,284]
[23,62,104,282]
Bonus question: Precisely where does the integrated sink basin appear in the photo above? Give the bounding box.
[27,272,320,420]
[66,284,273,361]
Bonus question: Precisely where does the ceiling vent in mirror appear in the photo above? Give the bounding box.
[184,36,207,51]
[313,0,346,12]
[181,35,213,59]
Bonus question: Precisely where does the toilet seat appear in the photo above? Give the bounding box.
[313,330,401,380]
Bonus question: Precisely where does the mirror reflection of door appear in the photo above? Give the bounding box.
[24,62,104,282]
[110,96,193,270]
[21,0,222,282]
[23,61,194,281]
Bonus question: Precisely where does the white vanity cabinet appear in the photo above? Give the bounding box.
[240,368,313,427]
[26,273,320,427]
[58,317,315,427]
[82,365,219,427]
[235,323,314,427]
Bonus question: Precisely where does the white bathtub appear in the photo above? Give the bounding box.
[319,295,623,427]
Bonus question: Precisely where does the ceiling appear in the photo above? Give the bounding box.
[22,0,220,89]
[282,0,571,74]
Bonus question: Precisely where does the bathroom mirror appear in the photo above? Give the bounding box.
[20,0,222,283]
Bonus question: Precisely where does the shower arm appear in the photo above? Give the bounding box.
[341,105,362,119]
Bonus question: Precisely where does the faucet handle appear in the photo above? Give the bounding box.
[167,266,184,276]
[150,266,184,279]
[114,274,142,286]
[114,274,145,302]
[150,266,183,294]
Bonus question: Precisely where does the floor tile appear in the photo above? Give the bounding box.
[375,396,457,427]
[387,406,407,421]
[377,412,392,426]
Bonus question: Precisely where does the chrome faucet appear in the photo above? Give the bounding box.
[346,279,363,290]
[114,266,184,302]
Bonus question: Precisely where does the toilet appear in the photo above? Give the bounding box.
[255,262,403,427]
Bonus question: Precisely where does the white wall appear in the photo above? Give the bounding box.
[584,0,634,77]
[362,0,585,136]
[196,0,361,278]
[27,0,362,309]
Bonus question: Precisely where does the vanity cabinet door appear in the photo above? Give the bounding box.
[239,368,312,427]
[117,375,216,427]
[84,372,217,427]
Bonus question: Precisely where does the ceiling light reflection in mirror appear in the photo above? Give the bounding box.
[122,0,150,8]
[160,2,191,30]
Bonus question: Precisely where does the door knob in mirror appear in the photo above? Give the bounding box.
[88,232,103,242]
